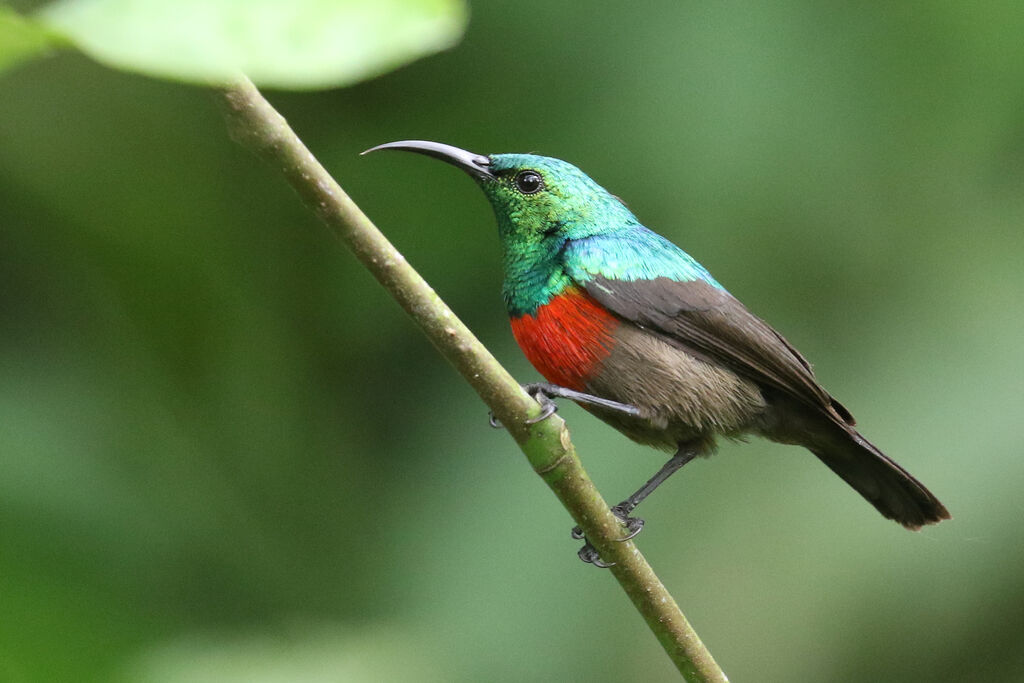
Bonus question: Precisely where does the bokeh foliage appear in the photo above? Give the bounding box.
[2,2,1024,681]
[4,0,467,88]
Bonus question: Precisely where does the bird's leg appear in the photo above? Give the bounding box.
[523,382,644,422]
[574,444,699,568]
[611,446,700,520]
[488,382,642,428]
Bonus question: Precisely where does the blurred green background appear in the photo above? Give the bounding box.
[3,2,1024,681]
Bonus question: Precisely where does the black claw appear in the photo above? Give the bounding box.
[577,542,614,568]
[524,395,558,424]
[572,505,645,567]
[571,504,645,566]
[486,383,564,429]
[618,517,645,541]
[610,504,645,542]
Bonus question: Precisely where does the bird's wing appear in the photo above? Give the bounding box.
[575,271,855,425]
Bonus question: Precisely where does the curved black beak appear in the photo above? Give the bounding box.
[361,140,495,180]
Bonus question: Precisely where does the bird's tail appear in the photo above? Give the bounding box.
[811,428,950,530]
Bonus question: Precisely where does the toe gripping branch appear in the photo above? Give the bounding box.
[487,383,698,570]
[572,504,646,568]
[574,447,699,568]
[488,382,642,429]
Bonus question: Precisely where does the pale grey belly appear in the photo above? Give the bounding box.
[582,324,769,451]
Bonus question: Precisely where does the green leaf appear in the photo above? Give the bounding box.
[38,0,467,89]
[0,6,61,73]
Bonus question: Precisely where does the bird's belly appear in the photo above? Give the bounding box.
[584,324,769,450]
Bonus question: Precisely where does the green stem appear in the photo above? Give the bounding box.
[217,76,727,683]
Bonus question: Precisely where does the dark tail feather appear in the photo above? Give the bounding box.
[812,429,950,530]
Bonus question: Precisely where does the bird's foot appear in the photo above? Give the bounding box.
[488,383,562,429]
[524,385,560,424]
[571,504,645,568]
[576,542,614,568]
[488,382,640,429]
[570,504,645,542]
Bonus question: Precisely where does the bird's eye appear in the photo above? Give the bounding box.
[514,170,544,195]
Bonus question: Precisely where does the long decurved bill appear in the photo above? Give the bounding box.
[362,140,495,180]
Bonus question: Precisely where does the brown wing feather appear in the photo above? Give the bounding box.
[582,275,854,425]
[581,275,951,528]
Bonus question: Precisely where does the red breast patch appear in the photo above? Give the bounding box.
[509,287,619,391]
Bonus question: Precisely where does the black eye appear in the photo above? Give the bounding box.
[514,170,544,195]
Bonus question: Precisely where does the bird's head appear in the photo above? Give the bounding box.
[363,140,637,245]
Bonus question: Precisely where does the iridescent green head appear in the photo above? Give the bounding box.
[362,140,638,243]
[363,140,680,315]
[480,153,638,241]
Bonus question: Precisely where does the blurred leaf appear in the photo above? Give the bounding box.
[37,0,467,89]
[122,624,448,683]
[0,6,61,73]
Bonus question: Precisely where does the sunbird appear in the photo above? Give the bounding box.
[365,140,950,565]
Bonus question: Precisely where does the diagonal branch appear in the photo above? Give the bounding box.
[218,76,727,683]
